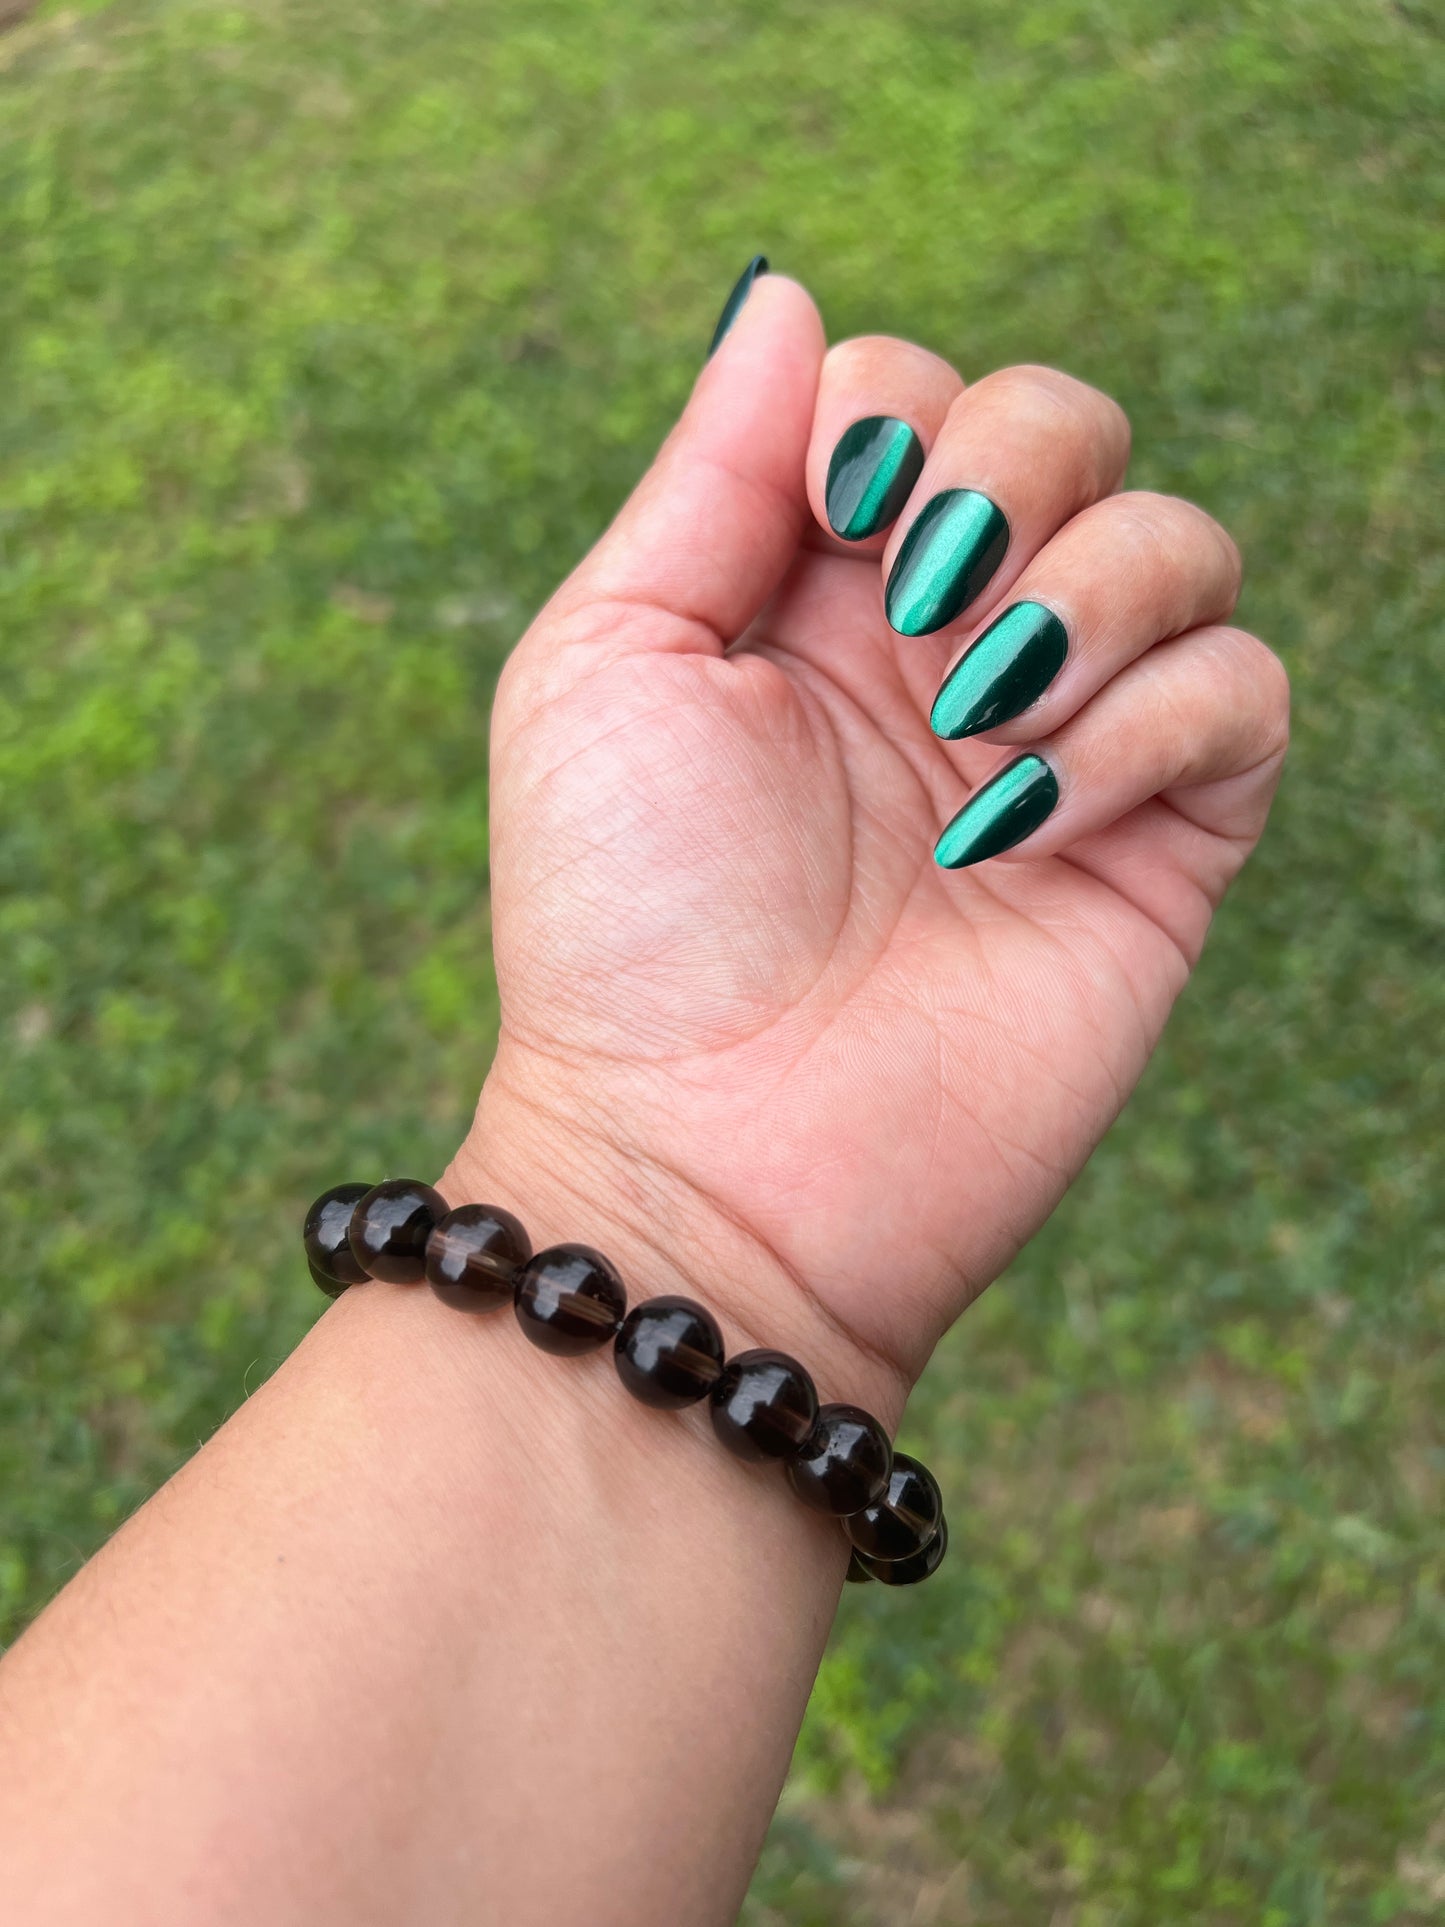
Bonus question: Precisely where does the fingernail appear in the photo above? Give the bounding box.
[934,753,1059,869]
[706,255,769,359]
[884,489,1009,637]
[824,416,925,541]
[930,601,1068,740]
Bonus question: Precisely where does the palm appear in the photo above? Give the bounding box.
[489,542,1190,1375]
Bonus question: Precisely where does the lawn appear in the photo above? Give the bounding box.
[1,1,1441,1920]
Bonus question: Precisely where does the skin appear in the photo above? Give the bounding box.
[0,277,1288,1925]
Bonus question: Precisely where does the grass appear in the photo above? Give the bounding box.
[1,1,1441,1920]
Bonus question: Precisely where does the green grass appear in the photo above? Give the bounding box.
[2,1,1440,1920]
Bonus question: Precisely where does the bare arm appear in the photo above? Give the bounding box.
[0,1112,890,1927]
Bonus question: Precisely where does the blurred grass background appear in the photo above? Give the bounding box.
[1,1,1441,1920]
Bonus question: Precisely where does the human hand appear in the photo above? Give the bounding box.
[446,271,1288,1425]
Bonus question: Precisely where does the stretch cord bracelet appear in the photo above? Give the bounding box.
[303,1178,948,1588]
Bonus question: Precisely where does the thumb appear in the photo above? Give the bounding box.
[546,268,826,659]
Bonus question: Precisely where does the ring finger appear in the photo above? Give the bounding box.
[929,490,1243,742]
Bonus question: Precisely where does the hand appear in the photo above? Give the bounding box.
[446,274,1288,1424]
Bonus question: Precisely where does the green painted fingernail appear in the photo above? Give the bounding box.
[824,416,925,541]
[884,489,1010,636]
[934,753,1059,869]
[706,255,769,359]
[931,601,1068,740]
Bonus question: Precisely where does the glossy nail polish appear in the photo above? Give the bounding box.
[934,754,1059,870]
[706,254,768,358]
[931,601,1068,740]
[825,416,925,541]
[884,489,1009,636]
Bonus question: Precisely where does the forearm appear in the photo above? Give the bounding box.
[0,1091,903,1927]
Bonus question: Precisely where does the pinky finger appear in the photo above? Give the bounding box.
[934,624,1290,886]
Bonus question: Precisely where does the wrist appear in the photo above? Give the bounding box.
[298,1184,859,1923]
[441,1039,912,1436]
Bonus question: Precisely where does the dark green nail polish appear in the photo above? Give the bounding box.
[884,489,1010,637]
[934,753,1059,869]
[706,255,769,358]
[930,601,1068,740]
[825,416,925,541]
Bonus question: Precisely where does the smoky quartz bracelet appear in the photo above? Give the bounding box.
[303,1177,947,1586]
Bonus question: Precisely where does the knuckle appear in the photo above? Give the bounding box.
[976,364,1130,478]
[982,362,1089,420]
[1093,493,1244,612]
[1092,489,1174,548]
[1107,490,1209,545]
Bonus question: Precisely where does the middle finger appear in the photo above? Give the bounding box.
[881,364,1131,640]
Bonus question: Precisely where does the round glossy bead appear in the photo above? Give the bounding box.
[785,1403,892,1516]
[614,1295,725,1408]
[514,1243,627,1356]
[303,1181,373,1292]
[844,1548,875,1585]
[709,1348,819,1462]
[348,1178,449,1284]
[425,1203,531,1312]
[846,1452,943,1563]
[856,1515,948,1587]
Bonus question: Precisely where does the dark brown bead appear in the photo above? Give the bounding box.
[425,1203,531,1312]
[856,1515,948,1587]
[308,1257,352,1300]
[514,1243,627,1356]
[348,1178,449,1284]
[785,1403,892,1516]
[708,1348,819,1461]
[844,1548,875,1584]
[303,1182,373,1292]
[614,1296,725,1408]
[846,1453,943,1563]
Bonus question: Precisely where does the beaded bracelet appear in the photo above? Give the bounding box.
[303,1177,947,1587]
